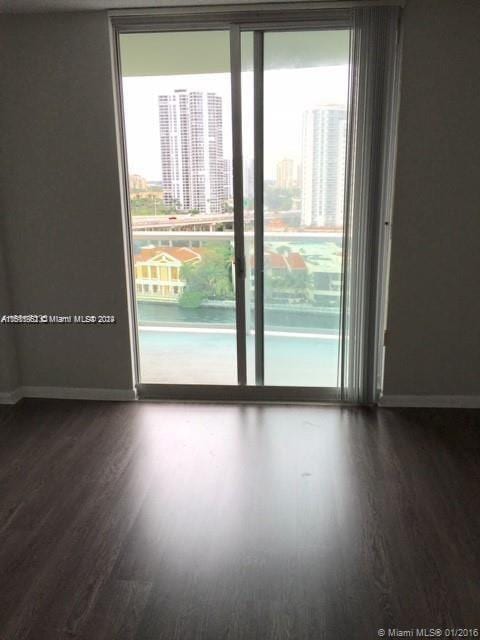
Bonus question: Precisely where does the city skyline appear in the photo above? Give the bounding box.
[122,65,348,182]
[133,98,348,229]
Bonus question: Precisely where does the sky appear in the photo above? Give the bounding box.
[122,65,349,182]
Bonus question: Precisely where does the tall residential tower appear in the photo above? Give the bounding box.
[276,158,295,189]
[158,90,225,214]
[301,105,347,228]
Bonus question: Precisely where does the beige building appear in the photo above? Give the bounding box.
[134,246,201,301]
[129,174,149,191]
[276,158,295,189]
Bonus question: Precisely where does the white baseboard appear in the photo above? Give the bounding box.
[4,389,478,408]
[0,388,23,405]
[0,386,137,404]
[379,394,480,408]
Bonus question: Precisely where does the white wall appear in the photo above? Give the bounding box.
[0,238,19,397]
[1,1,479,401]
[383,0,480,399]
[0,12,134,394]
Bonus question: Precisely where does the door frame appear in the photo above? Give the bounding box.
[110,3,402,404]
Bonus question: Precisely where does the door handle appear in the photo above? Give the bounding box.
[235,255,246,279]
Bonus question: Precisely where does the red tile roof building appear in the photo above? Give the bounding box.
[134,246,202,301]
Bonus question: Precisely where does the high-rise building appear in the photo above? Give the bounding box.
[222,158,233,201]
[301,105,347,228]
[296,162,302,190]
[276,158,295,189]
[158,90,225,214]
[243,158,254,202]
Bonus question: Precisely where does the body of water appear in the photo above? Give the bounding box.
[137,301,340,334]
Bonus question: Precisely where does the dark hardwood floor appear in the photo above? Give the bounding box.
[0,399,478,639]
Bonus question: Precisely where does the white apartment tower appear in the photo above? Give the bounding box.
[222,158,233,201]
[158,90,225,214]
[301,105,347,228]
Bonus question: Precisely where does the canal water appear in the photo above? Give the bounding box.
[137,301,340,334]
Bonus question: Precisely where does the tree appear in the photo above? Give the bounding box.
[179,243,234,308]
[129,196,177,217]
[178,291,204,308]
[265,269,312,303]
[263,185,301,212]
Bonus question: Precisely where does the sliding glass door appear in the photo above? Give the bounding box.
[115,6,401,402]
[258,30,349,387]
[120,31,239,385]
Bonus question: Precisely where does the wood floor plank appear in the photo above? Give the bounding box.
[0,400,478,639]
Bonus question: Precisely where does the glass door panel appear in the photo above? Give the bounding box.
[119,24,355,395]
[120,31,238,384]
[115,9,400,401]
[240,31,256,385]
[262,30,350,387]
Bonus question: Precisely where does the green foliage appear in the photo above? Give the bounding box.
[129,197,176,217]
[265,269,312,303]
[178,291,204,309]
[179,243,234,307]
[264,186,301,211]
